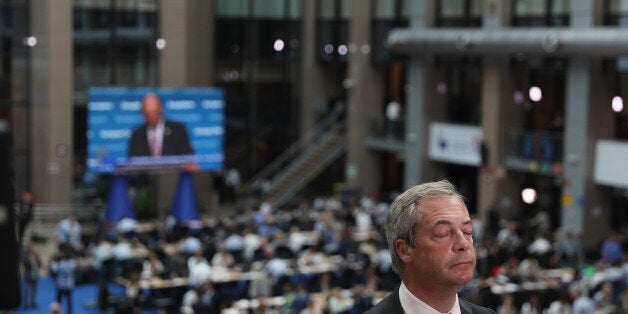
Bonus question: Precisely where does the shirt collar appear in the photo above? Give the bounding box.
[399,281,461,314]
[149,119,165,132]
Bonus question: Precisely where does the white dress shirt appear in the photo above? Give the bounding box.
[399,281,461,314]
[147,119,165,156]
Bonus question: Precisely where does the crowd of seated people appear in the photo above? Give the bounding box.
[40,193,628,313]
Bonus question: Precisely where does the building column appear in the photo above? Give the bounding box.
[299,1,343,136]
[30,0,73,204]
[403,0,438,188]
[158,0,215,217]
[561,57,590,236]
[559,0,609,247]
[478,0,520,221]
[579,64,614,247]
[160,0,214,87]
[478,58,522,221]
[345,0,383,195]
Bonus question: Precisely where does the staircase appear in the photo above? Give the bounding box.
[243,113,347,207]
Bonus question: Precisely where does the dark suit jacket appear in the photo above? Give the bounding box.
[127,120,194,157]
[365,287,495,314]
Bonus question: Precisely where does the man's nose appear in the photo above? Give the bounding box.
[452,230,471,252]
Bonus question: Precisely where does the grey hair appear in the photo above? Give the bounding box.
[385,179,466,276]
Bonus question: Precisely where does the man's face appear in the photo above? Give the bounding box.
[142,95,163,128]
[403,195,475,289]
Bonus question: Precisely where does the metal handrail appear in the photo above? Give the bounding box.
[243,110,344,191]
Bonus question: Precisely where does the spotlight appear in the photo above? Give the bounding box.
[612,96,623,113]
[529,86,542,102]
[521,188,537,204]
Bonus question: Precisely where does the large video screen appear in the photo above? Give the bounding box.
[87,88,224,173]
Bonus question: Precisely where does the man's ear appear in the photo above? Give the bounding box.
[395,239,413,263]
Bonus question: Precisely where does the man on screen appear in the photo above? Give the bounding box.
[127,93,198,171]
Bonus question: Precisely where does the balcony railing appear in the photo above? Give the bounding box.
[504,128,563,175]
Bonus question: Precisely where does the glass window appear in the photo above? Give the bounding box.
[372,0,408,63]
[512,0,569,26]
[552,0,570,15]
[441,0,465,18]
[512,0,570,26]
[436,0,482,27]
[254,0,284,19]
[217,0,249,17]
[340,0,351,19]
[605,0,628,25]
[608,0,628,13]
[515,0,546,16]
[320,0,335,19]
[73,0,158,89]
[287,0,301,19]
[400,0,413,20]
[215,19,246,60]
[434,57,482,124]
[317,0,350,63]
[0,1,28,103]
[375,0,395,19]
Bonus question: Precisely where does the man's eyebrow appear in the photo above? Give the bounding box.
[432,220,453,227]
[432,219,472,226]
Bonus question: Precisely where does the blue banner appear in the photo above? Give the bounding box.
[87,87,224,173]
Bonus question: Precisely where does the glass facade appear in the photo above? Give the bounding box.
[371,0,408,63]
[317,0,350,63]
[0,0,29,110]
[73,0,159,93]
[512,0,570,26]
[215,0,302,174]
[72,0,159,190]
[435,0,482,27]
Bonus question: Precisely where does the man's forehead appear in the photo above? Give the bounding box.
[417,197,469,220]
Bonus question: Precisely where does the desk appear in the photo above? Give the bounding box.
[120,270,266,291]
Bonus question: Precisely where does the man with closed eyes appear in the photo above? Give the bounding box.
[366,179,495,314]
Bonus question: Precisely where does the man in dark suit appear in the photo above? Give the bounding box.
[366,180,495,314]
[128,93,194,158]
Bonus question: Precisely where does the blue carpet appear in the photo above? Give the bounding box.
[17,276,101,314]
[17,277,163,314]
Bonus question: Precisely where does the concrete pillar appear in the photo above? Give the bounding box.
[160,0,214,86]
[580,64,614,247]
[404,57,426,189]
[345,0,383,194]
[477,0,520,222]
[562,58,590,235]
[30,0,73,204]
[478,58,523,221]
[560,0,596,244]
[299,0,343,136]
[403,0,437,188]
[158,0,215,216]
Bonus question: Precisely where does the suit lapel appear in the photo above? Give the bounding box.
[460,298,477,314]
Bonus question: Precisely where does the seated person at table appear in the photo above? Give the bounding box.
[187,249,210,272]
[181,280,220,314]
[210,246,235,270]
[297,246,327,270]
[180,233,203,256]
[141,252,165,280]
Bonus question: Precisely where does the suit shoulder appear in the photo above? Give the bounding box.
[365,290,403,314]
[165,120,186,128]
[461,299,496,314]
